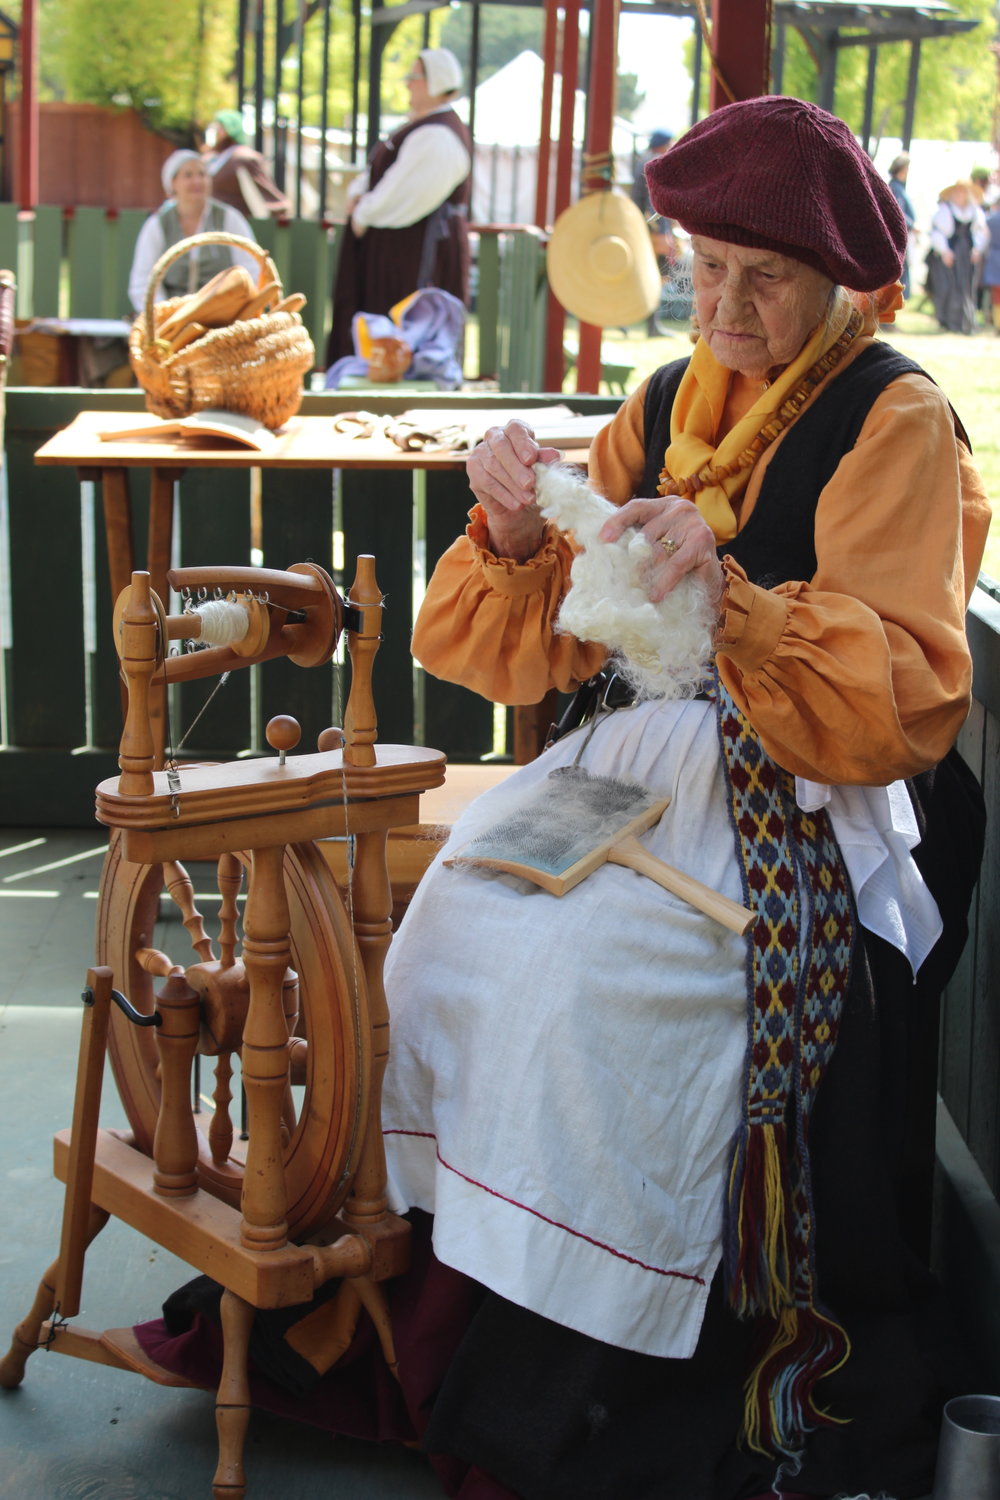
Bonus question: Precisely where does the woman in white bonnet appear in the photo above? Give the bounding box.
[127,148,258,312]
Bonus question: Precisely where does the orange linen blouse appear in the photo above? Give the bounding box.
[411,336,992,786]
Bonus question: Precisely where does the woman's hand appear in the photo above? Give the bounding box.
[598,495,726,609]
[467,420,561,562]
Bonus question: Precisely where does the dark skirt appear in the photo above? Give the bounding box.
[134,927,978,1500]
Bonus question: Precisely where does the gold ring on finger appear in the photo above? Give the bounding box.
[660,537,680,557]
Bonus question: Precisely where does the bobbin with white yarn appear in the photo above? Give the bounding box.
[175,594,271,657]
[191,599,251,646]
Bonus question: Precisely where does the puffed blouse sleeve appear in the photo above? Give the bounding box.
[410,385,651,703]
[714,372,991,785]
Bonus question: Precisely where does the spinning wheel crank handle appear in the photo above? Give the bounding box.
[84,985,163,1028]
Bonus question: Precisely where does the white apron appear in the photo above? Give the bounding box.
[381,698,748,1360]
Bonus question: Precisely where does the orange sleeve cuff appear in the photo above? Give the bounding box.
[467,505,566,598]
[714,555,789,668]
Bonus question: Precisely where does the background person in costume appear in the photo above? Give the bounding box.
[202,108,291,222]
[631,128,680,334]
[926,178,989,333]
[131,98,990,1500]
[983,201,1000,334]
[886,152,916,299]
[127,150,258,312]
[325,48,472,367]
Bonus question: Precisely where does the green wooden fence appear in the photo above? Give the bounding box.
[0,207,550,391]
[0,385,620,825]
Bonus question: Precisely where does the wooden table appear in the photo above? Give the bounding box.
[34,410,476,622]
[36,408,591,765]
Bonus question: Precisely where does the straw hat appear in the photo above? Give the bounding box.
[547,190,661,327]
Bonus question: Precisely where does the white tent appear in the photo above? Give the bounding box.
[456,51,642,225]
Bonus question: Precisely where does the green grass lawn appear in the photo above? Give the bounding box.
[592,305,1000,584]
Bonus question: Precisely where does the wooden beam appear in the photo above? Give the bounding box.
[861,42,877,155]
[17,0,38,210]
[576,0,620,394]
[709,0,772,109]
[543,0,583,392]
[902,39,920,151]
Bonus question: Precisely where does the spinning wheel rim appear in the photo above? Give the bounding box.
[96,830,371,1239]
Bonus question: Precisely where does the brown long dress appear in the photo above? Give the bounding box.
[326,109,471,366]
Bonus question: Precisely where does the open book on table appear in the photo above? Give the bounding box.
[97,409,279,452]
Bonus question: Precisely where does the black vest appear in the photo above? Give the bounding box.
[639,343,964,589]
[637,344,983,994]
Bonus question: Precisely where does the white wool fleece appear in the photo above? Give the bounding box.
[535,461,715,701]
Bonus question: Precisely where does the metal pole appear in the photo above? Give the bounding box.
[294,0,306,216]
[468,1,481,149]
[236,0,249,108]
[319,0,332,221]
[902,40,920,151]
[351,0,362,165]
[254,0,266,154]
[861,43,877,156]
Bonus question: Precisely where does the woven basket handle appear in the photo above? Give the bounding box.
[142,232,280,345]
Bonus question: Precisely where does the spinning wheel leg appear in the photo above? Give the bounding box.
[0,1205,110,1389]
[213,1289,255,1499]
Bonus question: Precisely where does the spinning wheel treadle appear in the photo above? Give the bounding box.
[98,831,369,1237]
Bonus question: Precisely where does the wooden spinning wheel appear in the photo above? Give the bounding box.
[0,553,446,1499]
[97,832,369,1237]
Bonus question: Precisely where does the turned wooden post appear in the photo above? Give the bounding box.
[116,572,160,797]
[151,967,202,1198]
[343,555,381,770]
[237,842,293,1251]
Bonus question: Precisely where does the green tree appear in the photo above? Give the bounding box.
[778,0,998,143]
[57,0,238,137]
[438,3,645,120]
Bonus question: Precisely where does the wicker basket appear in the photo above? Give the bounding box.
[129,232,315,430]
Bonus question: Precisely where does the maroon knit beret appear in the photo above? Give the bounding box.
[645,96,907,291]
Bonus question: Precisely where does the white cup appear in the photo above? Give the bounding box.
[931,1393,1000,1500]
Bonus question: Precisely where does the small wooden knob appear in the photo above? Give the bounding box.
[266,715,301,755]
[317,726,344,752]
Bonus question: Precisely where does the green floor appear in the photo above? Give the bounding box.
[0,829,440,1500]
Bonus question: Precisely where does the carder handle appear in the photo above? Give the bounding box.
[607,835,755,936]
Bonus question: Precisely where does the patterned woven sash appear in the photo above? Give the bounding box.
[714,673,856,1460]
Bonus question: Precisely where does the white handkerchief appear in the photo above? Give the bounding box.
[795,778,942,977]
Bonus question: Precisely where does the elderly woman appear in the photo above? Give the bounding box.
[127,149,258,313]
[135,99,990,1500]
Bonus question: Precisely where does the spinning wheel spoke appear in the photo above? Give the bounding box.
[163,859,215,962]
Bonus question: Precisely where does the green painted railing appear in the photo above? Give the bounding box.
[0,207,549,391]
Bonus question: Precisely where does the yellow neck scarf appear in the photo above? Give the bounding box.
[663,292,856,542]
